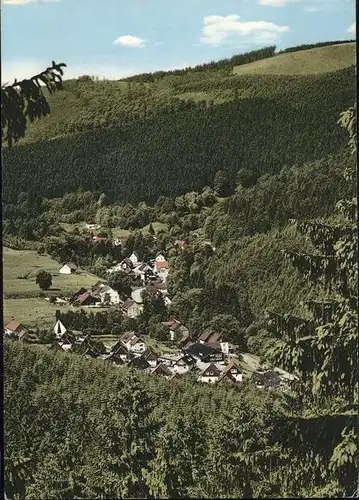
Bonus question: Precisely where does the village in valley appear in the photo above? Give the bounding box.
[4,226,296,391]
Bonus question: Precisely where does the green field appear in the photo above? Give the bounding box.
[233,43,355,76]
[3,247,103,327]
[60,221,168,239]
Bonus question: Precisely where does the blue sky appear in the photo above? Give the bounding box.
[2,0,356,83]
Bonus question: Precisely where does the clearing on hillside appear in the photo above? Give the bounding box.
[233,43,355,76]
[3,247,100,298]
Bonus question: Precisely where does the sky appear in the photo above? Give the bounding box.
[1,0,356,83]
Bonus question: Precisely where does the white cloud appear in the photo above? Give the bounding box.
[200,14,290,47]
[258,0,300,6]
[3,0,60,5]
[348,22,356,34]
[113,35,146,48]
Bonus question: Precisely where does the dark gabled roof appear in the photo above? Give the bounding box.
[142,347,159,361]
[223,359,242,374]
[50,341,63,351]
[120,331,137,342]
[184,342,222,358]
[77,292,96,304]
[217,371,236,384]
[174,353,196,366]
[129,335,141,346]
[60,332,76,345]
[169,372,182,380]
[122,299,137,311]
[121,258,133,268]
[128,356,150,370]
[84,347,99,358]
[252,370,281,387]
[111,341,130,355]
[151,363,172,377]
[199,332,212,342]
[199,331,222,343]
[65,262,77,270]
[200,363,222,378]
[105,352,124,365]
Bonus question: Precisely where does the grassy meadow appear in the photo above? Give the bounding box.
[3,247,102,327]
[233,43,355,76]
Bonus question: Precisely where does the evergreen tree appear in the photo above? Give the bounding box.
[213,169,231,197]
[267,104,357,495]
[148,222,155,235]
[83,372,155,498]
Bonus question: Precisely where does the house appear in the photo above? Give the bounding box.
[217,371,236,385]
[131,287,145,304]
[221,359,243,382]
[157,354,178,367]
[59,332,76,345]
[174,240,186,249]
[141,347,159,368]
[111,341,132,362]
[151,363,172,378]
[119,258,134,272]
[120,332,147,353]
[72,335,106,357]
[128,336,147,354]
[169,372,182,381]
[252,370,282,390]
[59,262,78,275]
[144,285,171,307]
[199,331,223,344]
[5,320,28,338]
[128,356,151,370]
[122,299,143,319]
[52,340,73,351]
[183,342,224,363]
[103,351,125,366]
[133,263,152,283]
[72,287,87,299]
[153,254,170,278]
[161,319,189,342]
[172,354,196,374]
[99,285,122,306]
[198,363,222,383]
[77,292,98,306]
[129,251,140,266]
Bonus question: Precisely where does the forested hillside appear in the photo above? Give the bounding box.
[2,43,355,204]
[5,340,356,499]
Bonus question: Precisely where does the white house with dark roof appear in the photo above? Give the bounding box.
[198,363,222,384]
[59,262,78,275]
[129,251,140,266]
[122,299,143,318]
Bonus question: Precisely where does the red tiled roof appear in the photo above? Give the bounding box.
[78,292,91,304]
[155,260,169,270]
[174,240,186,247]
[5,320,26,333]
